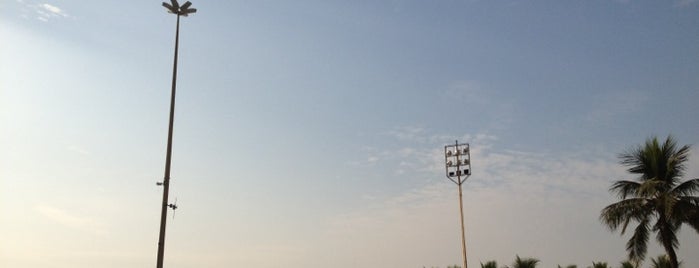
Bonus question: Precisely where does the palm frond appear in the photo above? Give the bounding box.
[626,218,650,263]
[674,196,699,234]
[591,261,609,268]
[678,195,699,205]
[600,198,650,231]
[670,178,699,197]
[653,218,680,251]
[650,255,672,268]
[610,180,642,199]
[480,260,497,268]
[655,193,679,221]
[512,255,539,268]
[664,136,691,183]
[619,260,635,268]
[619,145,648,177]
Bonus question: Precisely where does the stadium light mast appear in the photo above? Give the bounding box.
[444,140,472,268]
[156,1,196,268]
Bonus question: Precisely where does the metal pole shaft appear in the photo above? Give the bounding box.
[458,182,468,268]
[157,14,180,268]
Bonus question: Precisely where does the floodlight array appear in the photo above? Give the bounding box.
[163,0,197,16]
[444,141,471,185]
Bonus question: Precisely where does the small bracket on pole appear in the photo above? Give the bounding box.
[168,198,178,219]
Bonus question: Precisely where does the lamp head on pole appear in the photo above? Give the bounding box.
[444,141,472,185]
[163,0,197,16]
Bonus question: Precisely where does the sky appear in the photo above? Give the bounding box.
[1,1,698,268]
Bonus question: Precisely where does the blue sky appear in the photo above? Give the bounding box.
[1,1,698,268]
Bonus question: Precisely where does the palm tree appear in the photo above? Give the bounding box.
[481,261,498,268]
[506,255,539,268]
[600,136,699,268]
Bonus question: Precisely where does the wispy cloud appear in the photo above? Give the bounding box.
[15,1,72,22]
[34,205,108,236]
[42,3,65,15]
[36,3,70,21]
[383,126,429,143]
[364,127,499,176]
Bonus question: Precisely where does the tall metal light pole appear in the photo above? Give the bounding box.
[444,140,471,268]
[157,1,196,268]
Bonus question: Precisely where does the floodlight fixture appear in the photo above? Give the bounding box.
[444,140,471,185]
[163,0,197,16]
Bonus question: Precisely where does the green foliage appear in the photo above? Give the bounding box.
[619,260,636,268]
[481,261,497,268]
[600,136,699,268]
[446,265,461,268]
[651,255,672,268]
[590,261,609,268]
[506,255,539,268]
[558,265,577,268]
